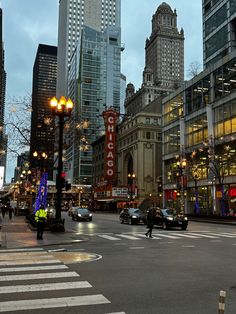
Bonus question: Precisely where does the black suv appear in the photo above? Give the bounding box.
[119,208,147,225]
[148,207,188,230]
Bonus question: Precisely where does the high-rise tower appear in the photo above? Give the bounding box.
[30,44,57,180]
[145,2,184,90]
[0,8,7,185]
[57,0,121,97]
[203,0,236,68]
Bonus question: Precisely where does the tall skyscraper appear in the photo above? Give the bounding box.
[67,25,121,184]
[0,8,7,184]
[125,2,184,116]
[145,2,184,90]
[203,0,236,68]
[57,0,121,97]
[30,44,57,180]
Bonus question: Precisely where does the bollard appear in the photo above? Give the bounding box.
[218,290,226,314]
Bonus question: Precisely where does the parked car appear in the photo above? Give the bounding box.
[149,207,188,230]
[119,208,147,225]
[71,207,92,221]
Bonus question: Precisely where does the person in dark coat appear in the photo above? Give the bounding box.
[145,209,155,238]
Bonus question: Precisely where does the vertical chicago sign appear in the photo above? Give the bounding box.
[102,107,119,183]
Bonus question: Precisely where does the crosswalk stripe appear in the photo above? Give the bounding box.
[137,234,162,239]
[0,248,44,252]
[117,234,140,240]
[0,294,110,312]
[0,254,54,261]
[206,232,236,238]
[0,271,79,281]
[98,235,121,241]
[0,259,61,266]
[0,264,68,272]
[186,232,218,238]
[170,233,201,239]
[106,312,126,314]
[154,233,180,239]
[0,281,92,294]
[220,232,236,236]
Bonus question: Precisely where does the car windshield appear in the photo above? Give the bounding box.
[162,209,177,216]
[76,208,90,214]
[129,208,143,215]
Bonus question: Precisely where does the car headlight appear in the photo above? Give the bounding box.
[78,214,82,217]
[167,217,174,221]
[132,215,137,218]
[89,213,92,217]
[184,217,188,220]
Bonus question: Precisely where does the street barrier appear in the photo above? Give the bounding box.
[218,290,226,314]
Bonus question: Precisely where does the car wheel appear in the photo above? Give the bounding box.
[129,218,133,225]
[163,221,168,230]
[120,217,124,224]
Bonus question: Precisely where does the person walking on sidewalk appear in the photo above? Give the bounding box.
[145,208,155,238]
[35,204,47,240]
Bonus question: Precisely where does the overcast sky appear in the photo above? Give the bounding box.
[1,0,202,181]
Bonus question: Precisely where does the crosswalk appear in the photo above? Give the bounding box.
[0,248,126,313]
[85,231,236,242]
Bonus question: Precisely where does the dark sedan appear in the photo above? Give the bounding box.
[71,207,93,222]
[151,208,188,230]
[119,208,146,225]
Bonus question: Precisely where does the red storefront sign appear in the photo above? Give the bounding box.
[102,108,119,182]
[229,188,236,197]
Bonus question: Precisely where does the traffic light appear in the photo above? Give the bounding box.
[56,173,66,189]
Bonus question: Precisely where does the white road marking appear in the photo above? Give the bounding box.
[0,264,68,272]
[0,248,44,252]
[186,232,218,238]
[137,234,162,239]
[170,233,201,239]
[106,312,126,314]
[182,245,195,248]
[0,254,55,260]
[0,294,110,312]
[117,234,140,240]
[129,247,145,249]
[155,233,180,239]
[206,232,236,238]
[0,281,91,293]
[98,235,121,241]
[0,271,79,281]
[0,259,61,266]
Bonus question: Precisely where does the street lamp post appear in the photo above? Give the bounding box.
[50,96,74,231]
[128,173,136,207]
[176,157,187,214]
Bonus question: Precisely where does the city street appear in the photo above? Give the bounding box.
[1,213,236,313]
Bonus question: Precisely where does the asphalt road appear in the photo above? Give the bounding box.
[1,212,236,314]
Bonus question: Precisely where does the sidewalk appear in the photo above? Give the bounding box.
[0,215,83,249]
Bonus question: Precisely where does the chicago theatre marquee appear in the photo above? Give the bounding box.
[92,107,129,211]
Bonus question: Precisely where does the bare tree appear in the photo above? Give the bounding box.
[187,61,202,79]
[5,95,32,158]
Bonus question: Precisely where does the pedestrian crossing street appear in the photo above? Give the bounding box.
[0,247,126,313]
[84,231,236,242]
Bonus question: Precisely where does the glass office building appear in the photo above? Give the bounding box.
[203,0,236,68]
[67,25,121,184]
